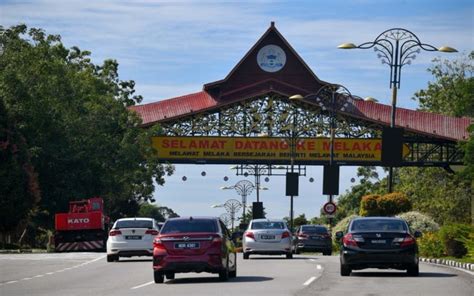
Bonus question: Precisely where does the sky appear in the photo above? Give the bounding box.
[2,0,473,222]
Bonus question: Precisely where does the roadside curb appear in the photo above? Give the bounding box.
[0,249,48,254]
[420,257,474,273]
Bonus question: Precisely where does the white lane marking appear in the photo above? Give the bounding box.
[2,254,106,286]
[303,276,317,286]
[310,259,317,262]
[316,264,322,270]
[131,281,154,290]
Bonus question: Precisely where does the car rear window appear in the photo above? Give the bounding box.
[301,226,327,234]
[351,219,407,232]
[251,221,285,230]
[160,219,218,234]
[115,220,153,229]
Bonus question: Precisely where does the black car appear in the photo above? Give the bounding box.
[293,225,332,255]
[335,217,421,276]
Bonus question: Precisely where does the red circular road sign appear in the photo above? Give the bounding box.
[323,201,337,215]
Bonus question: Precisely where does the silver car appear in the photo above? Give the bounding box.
[106,217,160,262]
[242,219,293,259]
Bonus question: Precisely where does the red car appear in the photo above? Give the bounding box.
[152,216,237,283]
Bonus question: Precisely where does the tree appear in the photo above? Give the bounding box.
[293,214,308,227]
[396,51,474,225]
[0,25,174,239]
[138,203,165,221]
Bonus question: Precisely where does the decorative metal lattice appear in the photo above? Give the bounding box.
[159,94,382,138]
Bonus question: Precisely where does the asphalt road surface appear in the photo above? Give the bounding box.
[1,252,472,296]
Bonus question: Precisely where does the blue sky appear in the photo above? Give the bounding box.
[3,0,473,221]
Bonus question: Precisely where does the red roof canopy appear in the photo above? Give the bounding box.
[129,23,471,142]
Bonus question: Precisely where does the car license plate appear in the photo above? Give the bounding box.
[125,235,141,240]
[371,239,386,244]
[174,242,200,249]
[260,235,275,240]
[311,236,321,240]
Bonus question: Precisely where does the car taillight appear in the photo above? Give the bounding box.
[342,233,358,247]
[322,233,331,238]
[109,230,122,236]
[298,233,309,239]
[245,231,255,239]
[281,231,290,239]
[394,235,416,247]
[145,229,159,235]
[153,237,166,249]
[211,236,223,247]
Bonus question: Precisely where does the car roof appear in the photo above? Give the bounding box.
[352,216,404,221]
[250,218,285,223]
[167,216,219,221]
[116,217,154,221]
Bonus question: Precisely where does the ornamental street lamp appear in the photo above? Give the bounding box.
[229,165,272,203]
[221,180,255,224]
[338,28,457,192]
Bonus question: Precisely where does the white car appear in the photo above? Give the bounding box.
[242,219,293,259]
[106,217,160,262]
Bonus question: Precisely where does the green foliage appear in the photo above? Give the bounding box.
[403,52,474,224]
[359,194,381,216]
[293,214,308,227]
[397,211,439,233]
[457,232,474,261]
[397,167,471,225]
[439,223,474,258]
[377,193,411,216]
[418,232,444,258]
[137,203,165,221]
[0,24,174,235]
[335,166,386,223]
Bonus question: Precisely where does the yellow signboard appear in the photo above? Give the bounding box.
[152,136,410,163]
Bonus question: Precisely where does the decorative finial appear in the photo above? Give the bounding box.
[271,21,275,28]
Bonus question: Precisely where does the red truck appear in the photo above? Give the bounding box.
[54,197,109,252]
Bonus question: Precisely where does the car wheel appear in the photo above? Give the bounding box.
[294,248,300,255]
[219,260,230,281]
[286,252,293,259]
[340,263,351,276]
[165,272,175,280]
[106,255,114,262]
[243,252,249,260]
[154,271,164,283]
[407,264,419,276]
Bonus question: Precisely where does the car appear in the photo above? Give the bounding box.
[242,219,293,259]
[293,224,332,255]
[152,216,237,283]
[336,216,421,276]
[106,217,160,262]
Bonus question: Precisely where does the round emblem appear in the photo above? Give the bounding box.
[257,44,286,72]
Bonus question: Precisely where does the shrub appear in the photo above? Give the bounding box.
[359,194,380,216]
[457,232,474,261]
[418,232,444,258]
[439,223,474,258]
[378,192,411,216]
[397,211,439,233]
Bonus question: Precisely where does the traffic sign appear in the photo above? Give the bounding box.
[323,201,337,215]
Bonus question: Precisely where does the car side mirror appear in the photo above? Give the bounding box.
[335,231,344,240]
[413,230,422,238]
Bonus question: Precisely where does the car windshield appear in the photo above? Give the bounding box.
[160,219,217,234]
[115,220,153,229]
[251,221,285,230]
[351,219,407,232]
[301,226,327,234]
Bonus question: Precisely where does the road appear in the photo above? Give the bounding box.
[0,252,472,296]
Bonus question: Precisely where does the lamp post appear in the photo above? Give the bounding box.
[338,28,457,192]
[221,180,255,224]
[212,199,242,231]
[290,84,354,228]
[229,165,272,202]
